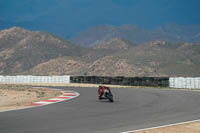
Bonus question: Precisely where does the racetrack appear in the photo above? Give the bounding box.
[1,87,200,133]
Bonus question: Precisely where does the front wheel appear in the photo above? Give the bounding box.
[105,93,113,102]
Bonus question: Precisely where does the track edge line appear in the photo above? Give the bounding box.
[120,119,200,133]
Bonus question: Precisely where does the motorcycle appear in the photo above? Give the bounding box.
[98,86,114,102]
[104,88,113,102]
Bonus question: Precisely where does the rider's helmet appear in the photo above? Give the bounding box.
[99,83,103,88]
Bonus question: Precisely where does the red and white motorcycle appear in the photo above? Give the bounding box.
[98,86,113,102]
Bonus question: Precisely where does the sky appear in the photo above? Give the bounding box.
[0,0,200,37]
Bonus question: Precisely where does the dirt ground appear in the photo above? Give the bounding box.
[133,121,200,133]
[0,84,62,111]
[3,83,159,89]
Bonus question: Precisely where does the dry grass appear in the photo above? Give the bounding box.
[0,83,174,90]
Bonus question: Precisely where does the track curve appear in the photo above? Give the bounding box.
[1,87,200,133]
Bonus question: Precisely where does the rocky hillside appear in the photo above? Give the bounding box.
[0,27,83,74]
[1,27,200,77]
[115,41,200,77]
[93,38,135,50]
[26,56,157,77]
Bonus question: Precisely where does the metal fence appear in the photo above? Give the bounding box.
[169,77,200,89]
[0,75,70,84]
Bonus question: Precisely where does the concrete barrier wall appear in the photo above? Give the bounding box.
[169,77,200,89]
[0,75,70,84]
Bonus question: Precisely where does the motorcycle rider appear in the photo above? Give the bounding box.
[98,84,112,100]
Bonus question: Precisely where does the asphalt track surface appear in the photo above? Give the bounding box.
[1,87,200,133]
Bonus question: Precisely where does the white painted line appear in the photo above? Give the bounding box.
[48,98,63,101]
[57,95,73,97]
[120,119,200,133]
[59,96,74,98]
[63,93,76,95]
[33,101,52,104]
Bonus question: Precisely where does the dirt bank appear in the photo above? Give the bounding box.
[0,84,62,111]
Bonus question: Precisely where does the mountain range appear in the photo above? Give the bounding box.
[0,27,83,74]
[0,27,200,77]
[71,24,200,47]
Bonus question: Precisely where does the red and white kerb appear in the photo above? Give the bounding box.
[31,90,79,106]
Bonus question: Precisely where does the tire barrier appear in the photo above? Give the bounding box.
[70,76,169,87]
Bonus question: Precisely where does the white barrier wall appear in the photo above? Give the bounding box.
[1,76,200,88]
[169,77,200,89]
[0,75,70,84]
